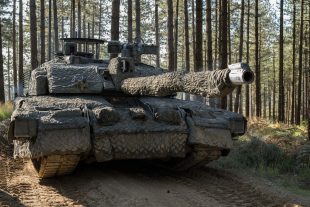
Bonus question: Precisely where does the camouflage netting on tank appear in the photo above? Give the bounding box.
[120,69,234,98]
[109,57,235,98]
[47,64,104,94]
[28,67,48,96]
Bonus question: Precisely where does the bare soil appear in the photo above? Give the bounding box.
[0,120,308,207]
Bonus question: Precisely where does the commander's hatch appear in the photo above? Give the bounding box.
[60,38,106,60]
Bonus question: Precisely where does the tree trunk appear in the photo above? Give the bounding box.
[40,0,45,64]
[71,0,76,37]
[155,1,160,67]
[99,0,102,39]
[308,91,310,140]
[0,20,4,102]
[219,0,228,109]
[135,0,141,62]
[268,67,272,119]
[184,0,190,72]
[92,5,95,53]
[30,0,38,70]
[48,0,52,60]
[308,66,310,140]
[273,52,276,121]
[227,0,232,111]
[128,0,133,42]
[278,0,285,122]
[110,0,120,59]
[7,42,11,100]
[206,0,212,70]
[245,0,250,117]
[83,16,86,37]
[296,0,304,125]
[174,0,179,69]
[263,85,266,118]
[77,0,81,50]
[214,0,218,69]
[255,0,261,117]
[18,0,24,96]
[62,16,64,48]
[195,0,203,71]
[12,0,17,97]
[234,0,245,113]
[167,0,174,71]
[53,0,59,53]
[191,0,196,70]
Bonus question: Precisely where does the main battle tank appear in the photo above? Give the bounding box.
[7,38,254,178]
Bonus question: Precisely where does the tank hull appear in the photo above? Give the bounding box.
[8,95,245,177]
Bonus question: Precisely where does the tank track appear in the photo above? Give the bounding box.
[172,146,222,171]
[32,155,80,178]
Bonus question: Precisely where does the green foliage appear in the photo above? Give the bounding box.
[0,102,13,121]
[214,137,296,173]
[212,119,310,195]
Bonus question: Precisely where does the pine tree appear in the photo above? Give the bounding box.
[278,0,285,122]
[12,0,17,97]
[135,0,141,62]
[255,0,261,117]
[71,0,76,37]
[48,0,52,60]
[245,0,250,117]
[128,0,133,42]
[7,41,11,100]
[234,0,245,113]
[296,0,304,125]
[184,0,190,71]
[110,0,120,59]
[167,0,174,71]
[0,19,4,102]
[195,0,203,71]
[53,0,59,53]
[18,0,24,96]
[40,0,45,64]
[30,0,38,70]
[174,0,179,69]
[206,0,212,70]
[155,2,160,67]
[219,0,228,109]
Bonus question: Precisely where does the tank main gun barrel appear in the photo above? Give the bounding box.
[108,58,254,98]
[228,63,254,85]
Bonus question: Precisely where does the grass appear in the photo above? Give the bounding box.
[0,102,13,121]
[212,118,310,196]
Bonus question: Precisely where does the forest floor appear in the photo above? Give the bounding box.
[0,119,309,207]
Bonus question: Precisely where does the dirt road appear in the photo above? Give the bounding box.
[0,120,306,207]
[0,149,302,207]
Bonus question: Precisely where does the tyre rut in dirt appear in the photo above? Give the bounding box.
[165,168,286,207]
[32,155,80,178]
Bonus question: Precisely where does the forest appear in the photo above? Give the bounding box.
[0,0,309,132]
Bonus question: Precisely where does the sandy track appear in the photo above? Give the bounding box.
[0,117,303,207]
[0,150,293,207]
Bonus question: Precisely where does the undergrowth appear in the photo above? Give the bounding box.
[0,102,13,121]
[212,118,310,195]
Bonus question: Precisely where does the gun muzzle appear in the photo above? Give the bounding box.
[228,63,254,85]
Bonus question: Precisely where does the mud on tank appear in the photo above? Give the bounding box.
[7,38,254,178]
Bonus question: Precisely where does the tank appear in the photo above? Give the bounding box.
[7,38,254,178]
